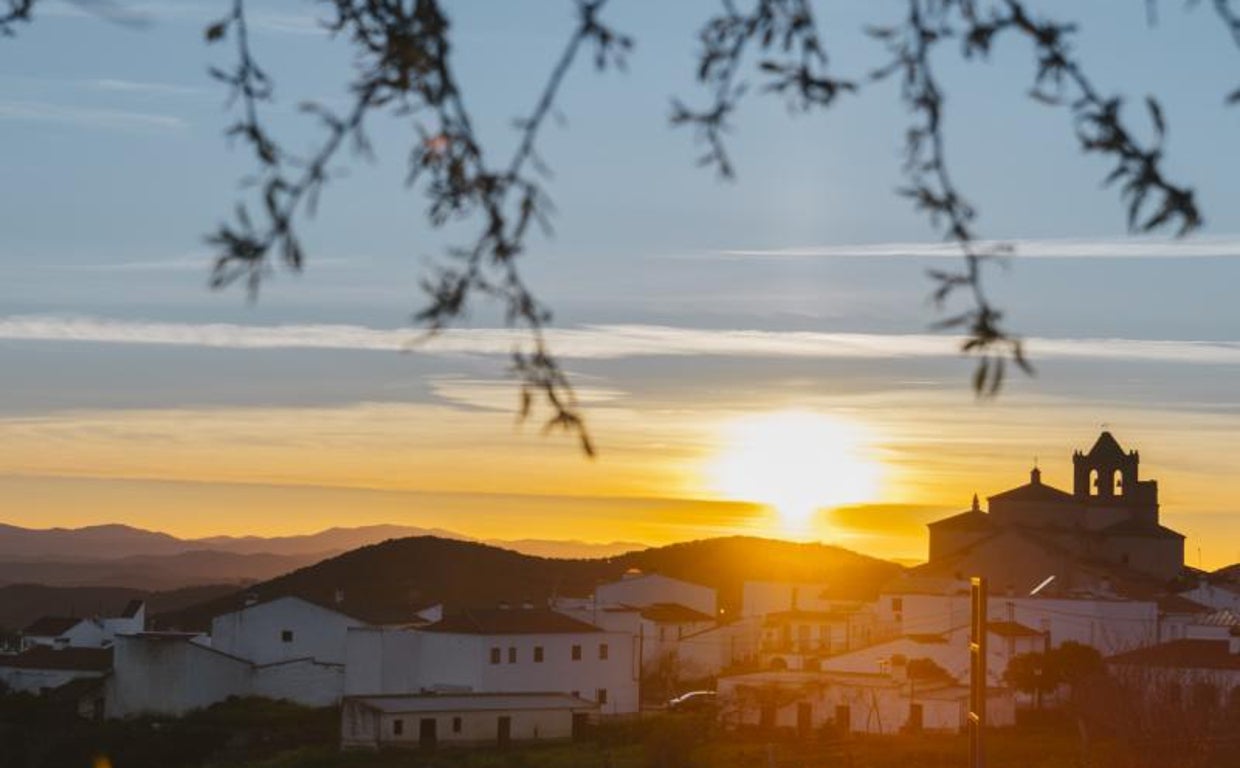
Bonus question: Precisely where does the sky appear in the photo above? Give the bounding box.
[2,0,1240,566]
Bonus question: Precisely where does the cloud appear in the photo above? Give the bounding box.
[3,315,1240,367]
[716,235,1240,260]
[89,78,204,96]
[0,100,186,132]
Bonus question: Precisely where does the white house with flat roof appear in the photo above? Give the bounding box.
[345,608,638,715]
[341,692,597,750]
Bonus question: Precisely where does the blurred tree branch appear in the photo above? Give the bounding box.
[2,0,1229,451]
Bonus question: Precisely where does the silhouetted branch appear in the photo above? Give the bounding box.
[0,0,35,35]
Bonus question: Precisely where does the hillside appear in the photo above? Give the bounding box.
[0,550,323,591]
[0,583,238,632]
[156,536,903,631]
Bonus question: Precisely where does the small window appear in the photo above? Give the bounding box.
[572,644,582,661]
[281,630,294,643]
[490,647,501,664]
[599,643,609,661]
[508,646,517,663]
[890,597,903,612]
[597,688,608,705]
[534,646,544,663]
[452,716,462,734]
[393,718,404,736]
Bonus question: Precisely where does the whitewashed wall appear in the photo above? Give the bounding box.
[211,597,366,666]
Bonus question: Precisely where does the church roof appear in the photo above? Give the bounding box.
[988,481,1075,505]
[1099,519,1184,539]
[927,509,991,530]
[1085,431,1127,460]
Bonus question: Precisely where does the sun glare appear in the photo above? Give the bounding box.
[708,411,882,533]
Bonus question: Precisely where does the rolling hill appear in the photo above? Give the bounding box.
[156,535,904,631]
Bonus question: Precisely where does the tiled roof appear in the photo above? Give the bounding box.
[637,603,714,624]
[423,609,601,635]
[1108,639,1240,671]
[0,646,112,672]
[21,616,84,637]
[1156,594,1213,615]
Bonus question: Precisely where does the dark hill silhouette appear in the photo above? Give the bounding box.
[0,583,238,632]
[156,535,903,631]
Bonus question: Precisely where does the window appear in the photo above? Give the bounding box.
[572,644,582,661]
[508,646,517,663]
[890,597,903,612]
[452,717,462,734]
[281,630,294,643]
[599,643,609,661]
[596,688,608,705]
[393,718,404,736]
[534,646,544,663]
[490,647,501,664]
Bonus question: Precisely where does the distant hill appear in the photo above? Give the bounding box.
[0,522,645,571]
[156,536,903,631]
[0,550,324,591]
[0,583,238,632]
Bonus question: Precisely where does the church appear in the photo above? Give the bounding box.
[919,432,1186,595]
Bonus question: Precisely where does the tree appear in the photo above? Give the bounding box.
[4,0,1238,451]
[1004,641,1103,709]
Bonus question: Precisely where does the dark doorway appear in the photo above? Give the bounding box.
[834,705,850,734]
[796,702,812,737]
[419,717,437,750]
[572,712,589,741]
[908,703,923,733]
[497,715,512,749]
[759,703,776,730]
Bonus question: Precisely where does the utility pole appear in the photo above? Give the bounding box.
[968,577,988,768]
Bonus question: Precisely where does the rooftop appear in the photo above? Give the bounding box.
[637,602,714,624]
[422,609,602,635]
[346,692,597,713]
[0,646,112,672]
[21,616,85,637]
[1108,639,1240,671]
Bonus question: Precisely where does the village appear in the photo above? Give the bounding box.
[3,433,1240,759]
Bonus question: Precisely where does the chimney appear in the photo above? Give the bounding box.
[498,600,511,611]
[334,588,345,606]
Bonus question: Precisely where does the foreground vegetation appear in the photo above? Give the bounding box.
[5,696,1240,768]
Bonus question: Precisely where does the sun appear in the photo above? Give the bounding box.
[707,411,882,533]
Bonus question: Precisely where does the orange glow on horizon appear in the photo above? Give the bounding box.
[706,410,884,535]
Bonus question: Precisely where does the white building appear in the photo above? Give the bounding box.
[817,622,1045,687]
[211,595,367,666]
[345,609,639,715]
[341,693,597,749]
[106,630,346,718]
[0,646,112,695]
[19,601,143,652]
[595,572,717,618]
[717,669,1016,735]
[876,586,1162,655]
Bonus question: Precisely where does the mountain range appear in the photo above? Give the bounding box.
[0,523,647,590]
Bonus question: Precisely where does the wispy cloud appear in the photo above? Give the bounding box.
[89,78,204,96]
[0,100,185,132]
[716,235,1240,260]
[40,0,324,34]
[3,315,1240,367]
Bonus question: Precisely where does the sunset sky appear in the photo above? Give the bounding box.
[2,1,1240,566]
